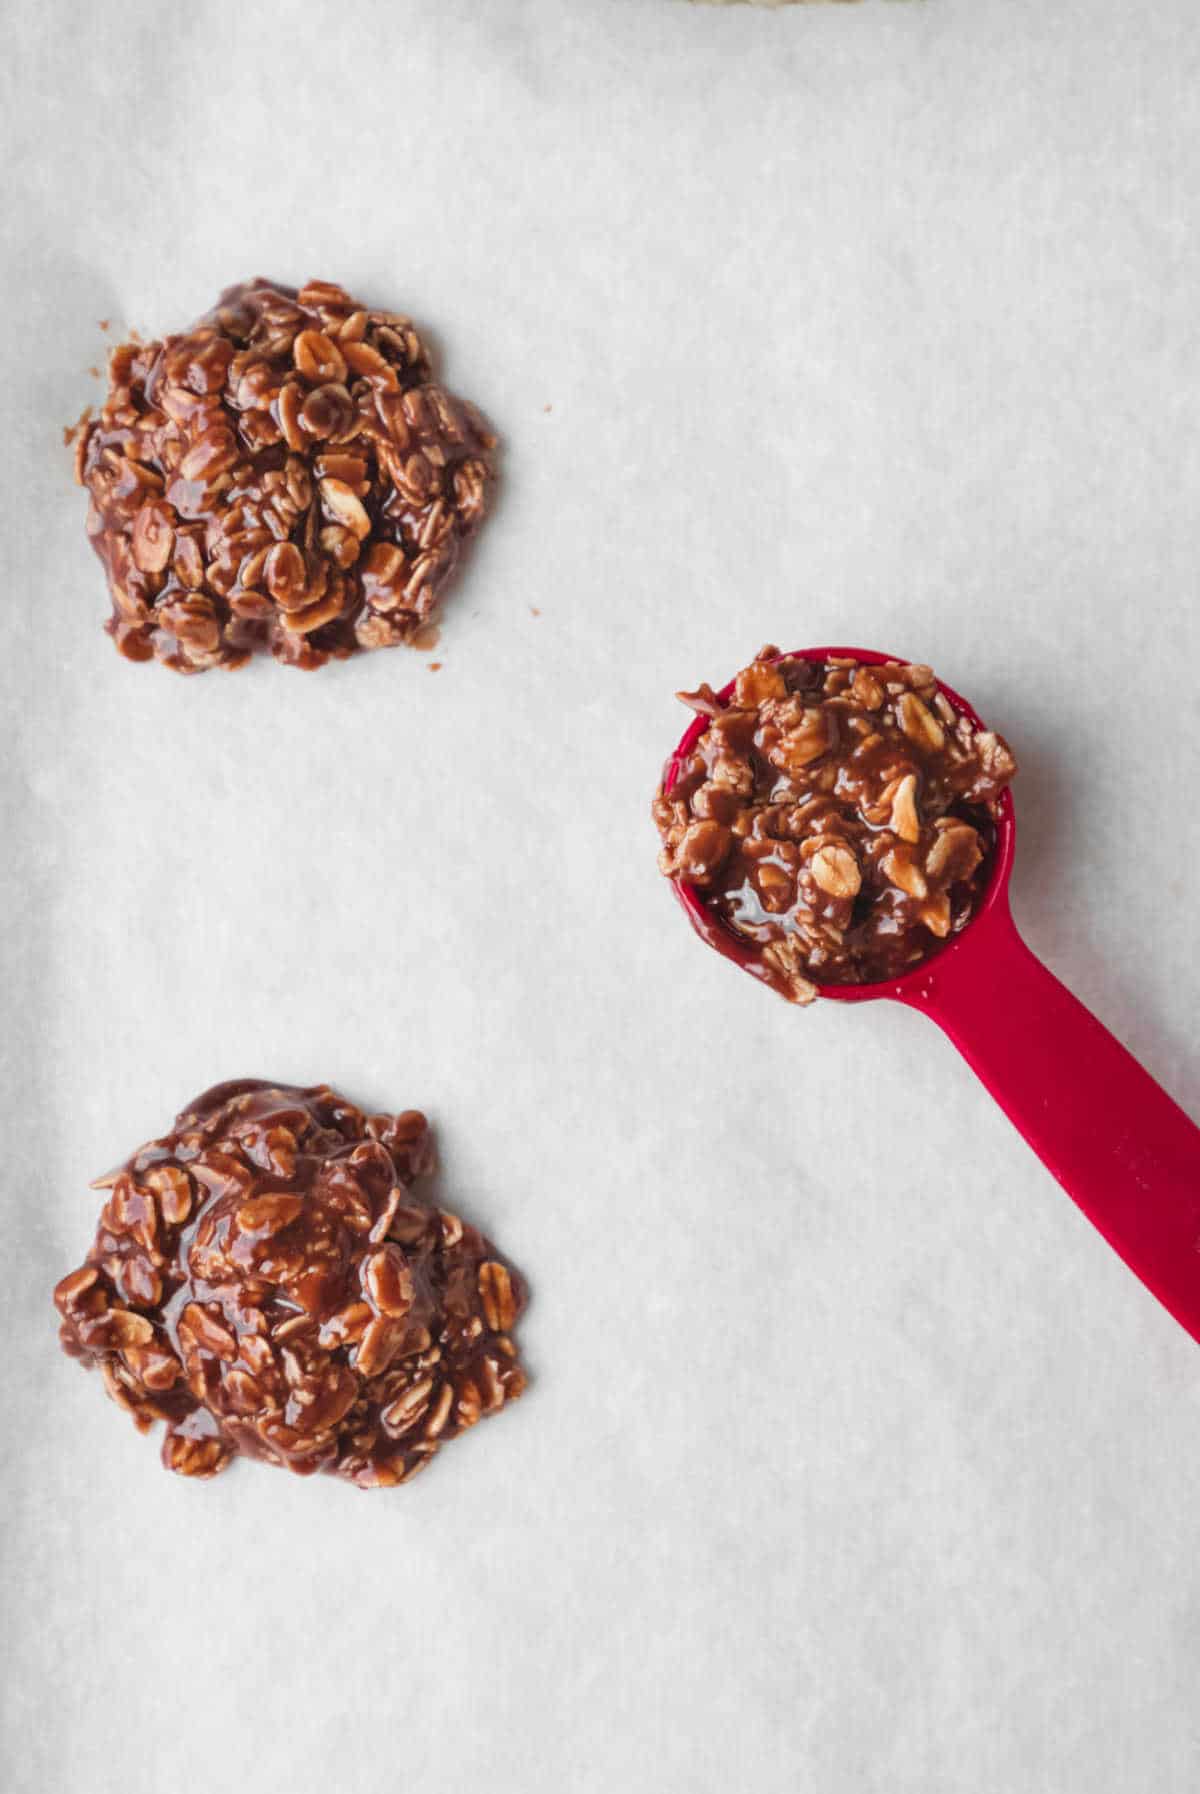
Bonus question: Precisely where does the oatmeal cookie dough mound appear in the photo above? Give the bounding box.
[77,280,495,671]
[54,1081,527,1487]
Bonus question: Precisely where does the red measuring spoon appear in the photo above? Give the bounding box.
[663,645,1200,1343]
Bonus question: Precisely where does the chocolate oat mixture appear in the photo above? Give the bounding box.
[54,1082,526,1487]
[77,279,495,671]
[653,651,1017,1001]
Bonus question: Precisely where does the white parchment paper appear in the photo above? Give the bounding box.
[4,2,1200,1790]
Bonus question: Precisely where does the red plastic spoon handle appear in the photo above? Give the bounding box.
[897,888,1200,1341]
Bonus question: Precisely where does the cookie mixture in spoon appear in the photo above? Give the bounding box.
[653,651,1016,1002]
